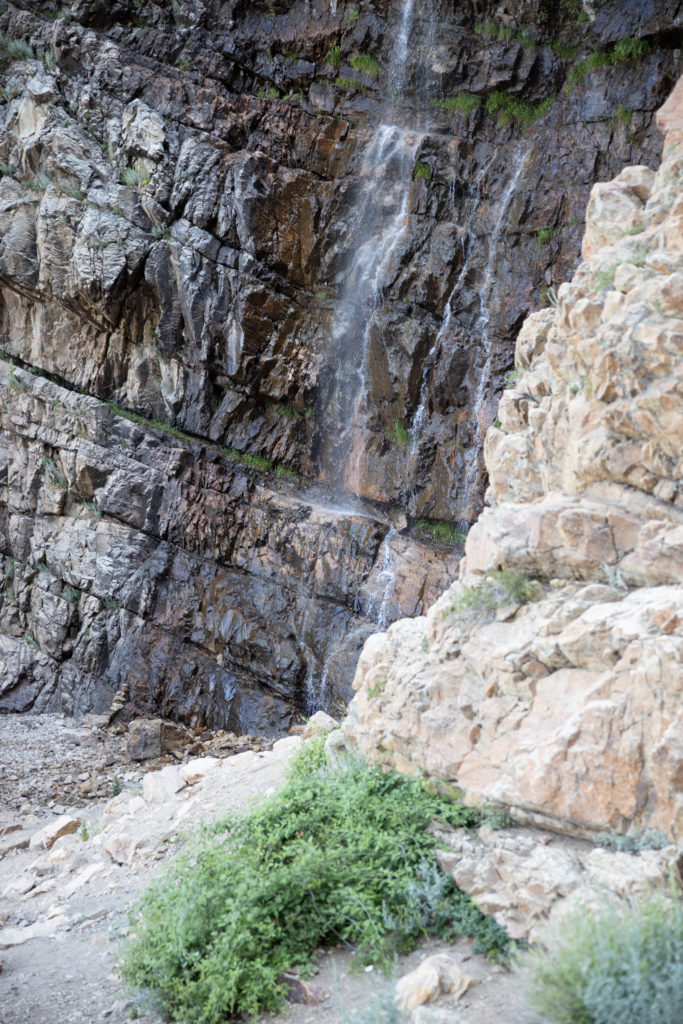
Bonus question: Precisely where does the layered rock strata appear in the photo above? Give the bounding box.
[0,0,680,726]
[344,79,683,841]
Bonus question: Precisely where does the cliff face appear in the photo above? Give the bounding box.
[0,0,680,729]
[344,78,683,842]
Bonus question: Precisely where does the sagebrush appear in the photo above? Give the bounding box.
[522,889,683,1024]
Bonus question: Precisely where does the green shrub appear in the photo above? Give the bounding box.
[265,400,300,420]
[522,888,683,1024]
[414,161,431,181]
[503,367,524,386]
[536,225,555,246]
[120,742,510,1023]
[350,52,379,78]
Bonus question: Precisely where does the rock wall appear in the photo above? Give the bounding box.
[343,78,683,842]
[0,0,680,728]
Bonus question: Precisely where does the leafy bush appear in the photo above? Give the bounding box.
[522,889,683,1024]
[414,162,431,181]
[120,742,511,1023]
[327,43,342,67]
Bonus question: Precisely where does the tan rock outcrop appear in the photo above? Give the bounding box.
[343,79,683,842]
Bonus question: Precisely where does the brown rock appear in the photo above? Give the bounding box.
[29,815,80,851]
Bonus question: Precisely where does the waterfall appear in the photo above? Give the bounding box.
[324,0,437,496]
[461,145,531,504]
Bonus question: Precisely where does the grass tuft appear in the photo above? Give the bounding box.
[349,52,379,79]
[485,91,554,127]
[385,418,412,447]
[432,92,481,114]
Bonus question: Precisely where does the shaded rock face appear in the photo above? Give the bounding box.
[0,0,680,728]
[343,78,683,841]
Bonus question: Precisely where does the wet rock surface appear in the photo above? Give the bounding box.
[0,0,680,725]
[343,78,683,842]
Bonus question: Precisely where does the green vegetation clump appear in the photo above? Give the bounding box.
[326,43,341,67]
[120,166,148,188]
[349,52,379,78]
[120,740,510,1023]
[417,520,467,546]
[414,161,431,181]
[593,828,669,852]
[522,889,683,1024]
[594,262,620,290]
[335,76,367,93]
[485,91,554,127]
[385,418,412,447]
[551,40,577,59]
[536,225,555,246]
[566,37,650,91]
[0,33,34,62]
[432,92,481,114]
[231,450,273,471]
[445,569,541,622]
[266,401,300,420]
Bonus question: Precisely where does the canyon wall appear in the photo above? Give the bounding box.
[0,0,680,729]
[344,78,683,841]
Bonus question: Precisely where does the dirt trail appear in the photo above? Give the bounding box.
[0,714,524,1024]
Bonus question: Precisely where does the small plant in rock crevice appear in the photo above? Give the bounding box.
[432,91,481,114]
[445,569,541,623]
[385,418,412,447]
[349,52,379,79]
[485,90,554,127]
[414,161,431,181]
[417,520,467,546]
[593,827,668,852]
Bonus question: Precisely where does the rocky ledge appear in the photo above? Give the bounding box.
[343,78,683,843]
